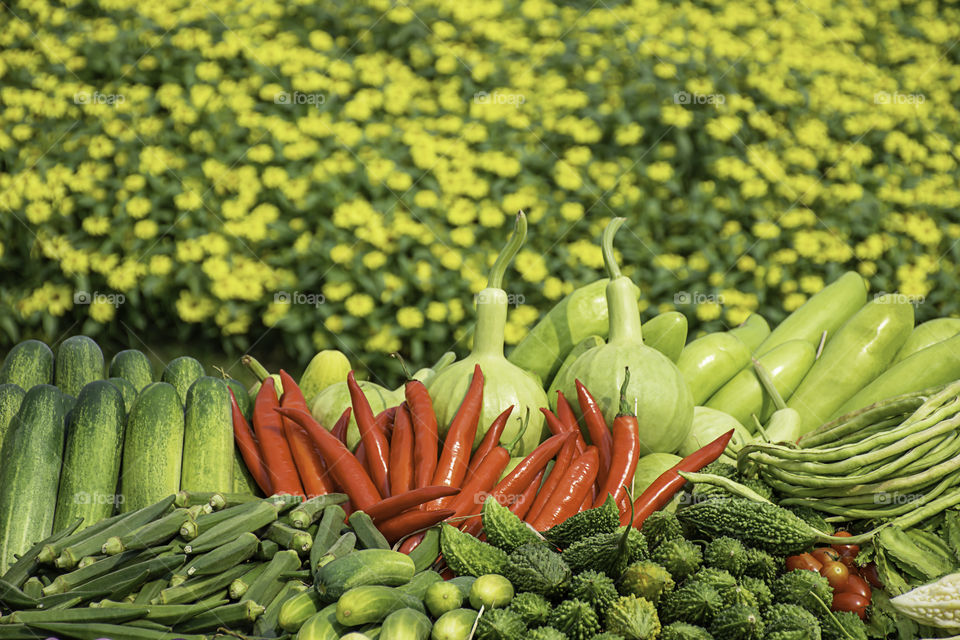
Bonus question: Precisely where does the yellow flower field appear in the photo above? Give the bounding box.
[1,0,958,372]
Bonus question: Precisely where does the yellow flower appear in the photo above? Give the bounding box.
[126,197,151,218]
[564,147,592,166]
[330,244,354,264]
[247,144,274,163]
[323,281,354,302]
[440,250,463,270]
[543,276,564,300]
[737,256,757,272]
[134,220,158,239]
[553,161,582,191]
[451,228,475,247]
[345,293,375,317]
[82,216,110,235]
[414,190,438,208]
[752,221,780,239]
[25,201,52,224]
[397,306,424,329]
[174,190,203,211]
[560,202,584,221]
[89,299,116,323]
[324,315,344,333]
[426,301,447,322]
[149,255,173,275]
[386,172,413,191]
[783,292,808,312]
[696,301,722,321]
[362,251,387,269]
[176,291,215,322]
[799,275,824,294]
[647,162,673,183]
[615,123,644,146]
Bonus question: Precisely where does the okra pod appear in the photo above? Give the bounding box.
[78,555,185,600]
[21,577,42,600]
[208,492,260,511]
[134,579,168,606]
[179,498,262,541]
[25,621,207,640]
[183,500,278,554]
[241,549,301,606]
[0,578,39,609]
[315,532,356,571]
[405,527,441,573]
[44,545,174,596]
[309,505,346,572]
[229,562,267,600]
[256,539,280,561]
[98,597,229,625]
[55,495,176,569]
[288,494,348,529]
[155,563,251,605]
[176,600,265,632]
[1,517,81,587]
[35,592,93,610]
[174,490,220,508]
[254,579,308,636]
[37,512,126,565]
[348,511,389,550]
[182,532,258,578]
[10,606,149,624]
[102,508,194,556]
[265,522,313,555]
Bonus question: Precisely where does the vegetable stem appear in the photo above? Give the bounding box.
[487,212,526,290]
[602,217,626,280]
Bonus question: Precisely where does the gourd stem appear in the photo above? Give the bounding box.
[472,290,507,356]
[618,368,633,416]
[602,217,626,280]
[487,212,526,290]
[753,357,786,411]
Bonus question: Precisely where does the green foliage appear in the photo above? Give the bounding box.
[509,591,552,628]
[604,595,661,640]
[617,561,675,605]
[650,537,703,582]
[503,543,571,598]
[821,610,868,640]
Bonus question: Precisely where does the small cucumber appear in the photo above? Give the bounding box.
[289,494,348,529]
[336,586,425,627]
[425,581,463,617]
[316,549,415,601]
[54,335,104,397]
[0,340,54,390]
[349,511,390,550]
[468,574,513,609]
[161,356,205,406]
[431,608,478,640]
[108,349,154,392]
[280,588,325,632]
[297,603,346,640]
[309,505,346,571]
[254,579,308,636]
[379,608,432,640]
[180,376,233,493]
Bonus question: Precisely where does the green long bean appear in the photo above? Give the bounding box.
[799,392,931,448]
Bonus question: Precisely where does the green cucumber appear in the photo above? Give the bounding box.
[289,494,348,529]
[336,586,425,626]
[9,606,149,624]
[180,376,233,493]
[254,579,308,636]
[379,608,431,640]
[309,505,346,571]
[0,340,54,390]
[279,589,325,632]
[56,495,176,569]
[54,336,104,397]
[97,598,228,625]
[121,383,184,513]
[0,383,25,457]
[108,349,154,392]
[26,621,206,640]
[431,608,478,640]
[0,385,67,574]
[182,532,258,578]
[183,500,278,554]
[241,549,301,606]
[266,522,313,555]
[297,603,347,640]
[317,549,416,601]
[106,377,137,411]
[229,562,267,600]
[156,563,251,605]
[102,509,193,556]
[233,449,262,496]
[349,511,390,550]
[175,600,265,632]
[1,517,80,588]
[315,532,356,570]
[161,356,205,406]
[406,528,441,574]
[53,380,125,534]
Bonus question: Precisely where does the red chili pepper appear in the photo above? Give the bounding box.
[575,379,613,482]
[365,486,462,523]
[528,446,599,531]
[524,433,578,524]
[595,371,640,509]
[555,390,579,432]
[405,380,438,490]
[449,447,511,530]
[431,364,484,491]
[253,378,305,498]
[466,406,514,477]
[377,508,455,544]
[278,370,333,497]
[398,532,424,555]
[348,371,391,498]
[375,405,398,442]
[631,428,735,528]
[388,405,415,497]
[229,389,271,495]
[580,492,592,513]
[541,407,586,452]
[275,407,382,511]
[331,407,351,446]
[354,441,368,472]
[487,432,572,507]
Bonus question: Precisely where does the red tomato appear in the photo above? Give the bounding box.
[831,531,860,559]
[839,575,872,601]
[861,562,884,589]
[786,553,823,573]
[812,547,841,565]
[833,592,869,620]
[820,561,850,590]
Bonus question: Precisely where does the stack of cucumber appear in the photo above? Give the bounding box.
[0,491,369,639]
[0,335,258,577]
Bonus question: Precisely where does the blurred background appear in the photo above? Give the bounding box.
[1,0,958,383]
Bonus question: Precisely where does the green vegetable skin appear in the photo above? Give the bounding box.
[52,381,125,534]
[508,278,615,385]
[728,314,771,352]
[832,333,960,418]
[679,407,752,462]
[677,332,751,406]
[107,349,154,392]
[0,339,54,389]
[180,376,234,492]
[310,380,402,451]
[54,335,104,397]
[555,219,693,454]
[641,311,689,362]
[300,350,352,404]
[428,213,549,456]
[0,385,66,574]
[546,335,604,399]
[892,317,960,364]
[0,383,25,456]
[161,355,205,406]
[755,271,867,356]
[705,340,816,426]
[787,294,914,434]
[120,382,185,512]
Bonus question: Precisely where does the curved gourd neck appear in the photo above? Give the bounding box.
[473,289,508,357]
[602,217,643,345]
